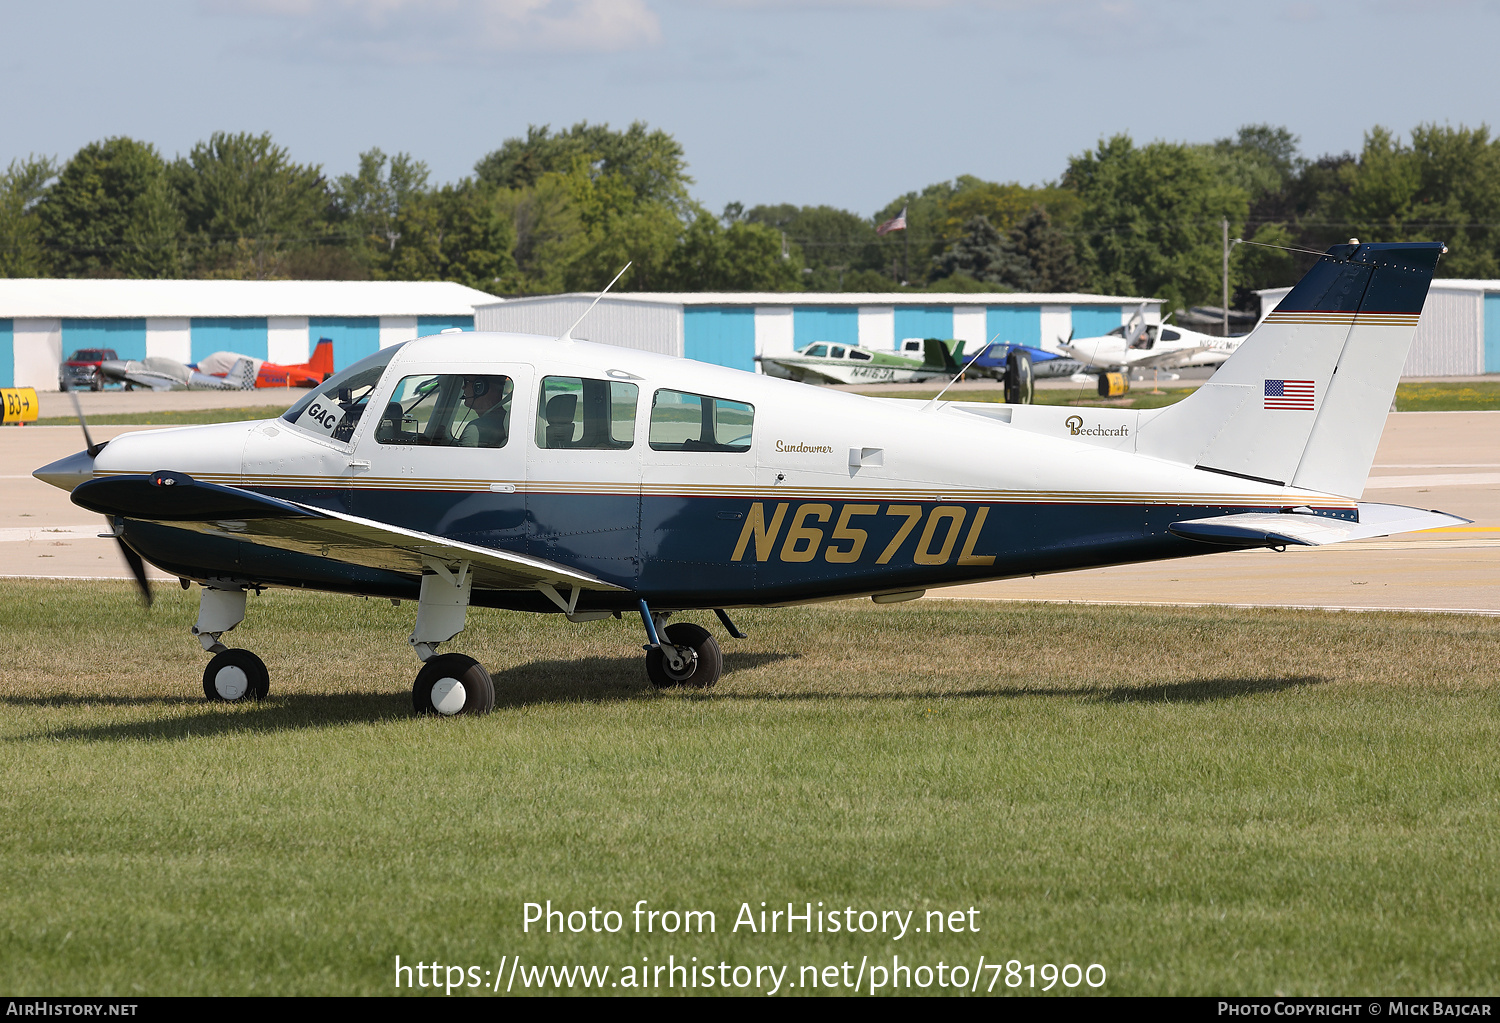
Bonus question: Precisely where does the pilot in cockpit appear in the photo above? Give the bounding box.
[458,375,509,447]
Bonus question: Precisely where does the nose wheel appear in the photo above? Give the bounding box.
[413,653,495,716]
[203,648,270,702]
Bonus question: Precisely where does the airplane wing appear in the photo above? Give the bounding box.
[1055,342,1116,370]
[1123,344,1217,370]
[122,370,181,392]
[73,471,625,595]
[1169,503,1469,548]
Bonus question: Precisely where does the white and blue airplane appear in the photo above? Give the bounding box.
[34,241,1461,715]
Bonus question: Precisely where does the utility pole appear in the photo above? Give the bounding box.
[1222,218,1230,337]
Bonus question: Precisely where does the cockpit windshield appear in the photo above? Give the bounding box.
[281,344,405,442]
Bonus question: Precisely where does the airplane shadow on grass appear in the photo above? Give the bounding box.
[7,663,1325,743]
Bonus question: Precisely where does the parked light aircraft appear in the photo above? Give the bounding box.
[34,241,1462,715]
[755,338,960,385]
[100,338,335,392]
[97,355,258,392]
[1059,305,1242,378]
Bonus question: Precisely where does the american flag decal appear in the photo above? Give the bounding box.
[1265,379,1315,410]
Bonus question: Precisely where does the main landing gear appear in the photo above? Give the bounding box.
[193,585,269,703]
[638,601,735,689]
[408,560,494,716]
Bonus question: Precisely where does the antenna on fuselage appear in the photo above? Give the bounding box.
[557,262,632,343]
[921,334,995,412]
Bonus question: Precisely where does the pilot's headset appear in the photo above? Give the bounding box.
[464,376,490,398]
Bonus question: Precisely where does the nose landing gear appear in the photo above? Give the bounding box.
[193,584,269,702]
[203,647,269,702]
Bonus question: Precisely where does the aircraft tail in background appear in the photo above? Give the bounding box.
[307,337,334,381]
[1135,241,1445,499]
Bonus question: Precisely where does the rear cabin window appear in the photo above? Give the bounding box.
[649,389,754,453]
[375,373,514,448]
[535,376,638,449]
[849,349,872,361]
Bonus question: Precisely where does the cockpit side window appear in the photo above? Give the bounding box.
[375,373,514,448]
[649,389,753,453]
[535,376,638,450]
[281,344,404,442]
[804,344,829,358]
[830,346,846,359]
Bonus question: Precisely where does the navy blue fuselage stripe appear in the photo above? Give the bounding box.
[128,486,1300,607]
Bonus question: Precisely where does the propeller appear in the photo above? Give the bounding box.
[69,391,152,606]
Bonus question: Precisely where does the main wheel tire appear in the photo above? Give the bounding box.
[645,622,723,689]
[1004,349,1034,404]
[413,653,495,716]
[203,648,270,702]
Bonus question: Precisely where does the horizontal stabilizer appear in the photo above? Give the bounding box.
[1170,502,1470,548]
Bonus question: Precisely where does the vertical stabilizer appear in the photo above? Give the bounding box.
[307,337,334,379]
[1135,242,1444,497]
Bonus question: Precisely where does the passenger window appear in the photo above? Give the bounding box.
[536,376,638,450]
[1162,329,1181,341]
[830,346,846,359]
[804,344,828,357]
[375,373,513,448]
[650,389,754,453]
[849,349,872,361]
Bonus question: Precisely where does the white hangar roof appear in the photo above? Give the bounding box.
[0,279,502,319]
[485,290,1158,308]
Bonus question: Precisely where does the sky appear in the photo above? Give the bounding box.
[5,0,1500,217]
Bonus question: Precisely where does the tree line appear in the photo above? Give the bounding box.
[2,121,1497,310]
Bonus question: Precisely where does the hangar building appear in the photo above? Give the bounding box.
[0,279,499,390]
[474,291,1161,371]
[1259,279,1500,377]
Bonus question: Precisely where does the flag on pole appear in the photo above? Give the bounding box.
[876,205,908,236]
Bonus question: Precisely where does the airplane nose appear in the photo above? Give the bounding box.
[33,449,97,493]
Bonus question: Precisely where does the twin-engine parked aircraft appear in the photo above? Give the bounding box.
[35,242,1461,715]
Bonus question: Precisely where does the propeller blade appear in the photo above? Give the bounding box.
[116,536,153,607]
[68,390,106,457]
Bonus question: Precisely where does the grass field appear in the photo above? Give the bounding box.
[2,579,1497,996]
[34,405,293,427]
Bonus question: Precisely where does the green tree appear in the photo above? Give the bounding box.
[670,213,802,291]
[334,148,431,266]
[1008,205,1085,292]
[930,214,1028,290]
[377,180,513,292]
[475,121,693,217]
[171,131,330,279]
[742,203,878,290]
[1316,125,1500,277]
[36,137,182,277]
[0,155,57,277]
[1065,134,1250,309]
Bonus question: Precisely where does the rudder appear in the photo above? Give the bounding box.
[1135,241,1444,498]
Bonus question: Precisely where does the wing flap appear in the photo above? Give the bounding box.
[1170,502,1470,548]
